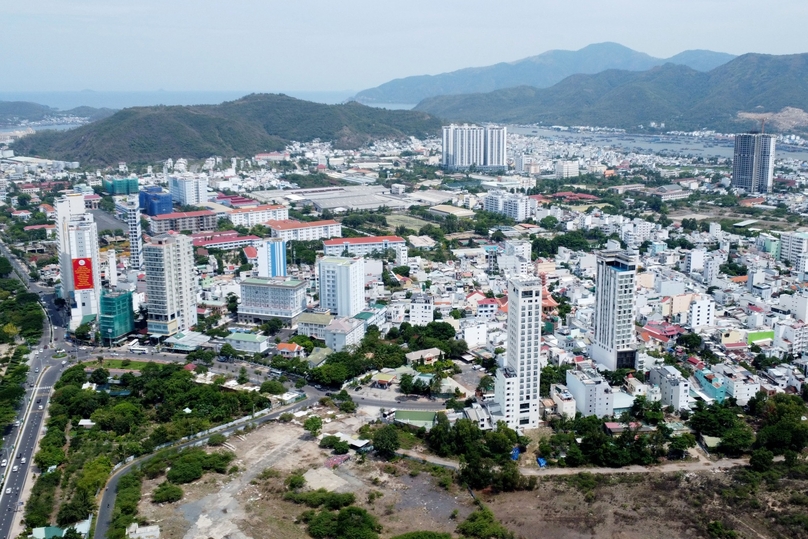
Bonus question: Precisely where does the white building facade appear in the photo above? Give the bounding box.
[318,257,365,317]
[144,233,197,336]
[590,250,638,371]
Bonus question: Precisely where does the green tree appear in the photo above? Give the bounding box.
[237,366,249,384]
[260,380,286,395]
[373,425,401,459]
[304,416,323,437]
[220,343,238,360]
[749,448,774,472]
[89,368,110,385]
[74,323,92,342]
[0,257,12,277]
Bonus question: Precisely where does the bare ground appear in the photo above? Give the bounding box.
[137,410,475,539]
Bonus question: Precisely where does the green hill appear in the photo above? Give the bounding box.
[414,53,808,134]
[353,42,735,105]
[11,93,442,165]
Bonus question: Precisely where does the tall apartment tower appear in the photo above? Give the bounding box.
[56,193,102,330]
[493,277,542,430]
[115,195,143,268]
[169,175,208,206]
[256,238,287,278]
[144,233,197,336]
[318,257,365,317]
[590,250,638,371]
[732,133,776,194]
[442,124,507,171]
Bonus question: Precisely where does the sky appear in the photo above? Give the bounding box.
[2,0,807,94]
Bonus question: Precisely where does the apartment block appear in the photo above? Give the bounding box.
[149,211,218,234]
[267,219,342,242]
[227,204,289,227]
[649,366,690,410]
[237,277,307,323]
[322,236,406,257]
[565,366,614,418]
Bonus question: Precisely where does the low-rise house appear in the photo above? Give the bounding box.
[277,342,305,358]
[404,347,442,365]
[225,332,270,355]
[323,317,365,352]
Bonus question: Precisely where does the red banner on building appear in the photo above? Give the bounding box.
[72,258,94,290]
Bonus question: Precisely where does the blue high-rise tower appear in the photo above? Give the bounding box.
[256,238,287,277]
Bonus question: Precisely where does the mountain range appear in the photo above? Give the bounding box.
[9,94,442,165]
[352,43,736,105]
[0,101,115,127]
[413,52,808,134]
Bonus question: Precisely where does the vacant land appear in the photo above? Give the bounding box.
[484,468,808,539]
[138,409,475,539]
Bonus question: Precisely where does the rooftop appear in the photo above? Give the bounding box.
[266,219,339,230]
[323,235,404,246]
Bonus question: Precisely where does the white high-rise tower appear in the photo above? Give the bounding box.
[441,124,507,171]
[318,257,365,317]
[115,195,142,269]
[56,193,102,330]
[493,277,542,430]
[590,250,638,371]
[144,233,197,336]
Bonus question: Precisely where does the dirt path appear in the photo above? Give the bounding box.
[398,448,747,476]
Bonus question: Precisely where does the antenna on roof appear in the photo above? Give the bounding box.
[760,118,766,134]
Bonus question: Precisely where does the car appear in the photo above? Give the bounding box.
[1,459,6,467]
[314,385,323,391]
[11,466,18,473]
[4,488,9,494]
[354,386,362,392]
[16,453,21,459]
[325,392,334,397]
[38,405,43,410]
[35,368,39,373]
[36,398,41,404]
[20,458,25,464]
[13,420,20,427]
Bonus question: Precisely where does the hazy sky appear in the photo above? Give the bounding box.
[2,0,806,93]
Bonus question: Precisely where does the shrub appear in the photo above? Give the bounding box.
[152,482,183,503]
[279,413,294,422]
[284,488,355,509]
[286,474,306,490]
[208,433,227,447]
[333,441,350,455]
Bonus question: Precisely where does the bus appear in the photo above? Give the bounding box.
[129,346,148,355]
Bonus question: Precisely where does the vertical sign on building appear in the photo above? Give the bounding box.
[72,258,94,290]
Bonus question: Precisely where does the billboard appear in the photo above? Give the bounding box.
[72,258,94,290]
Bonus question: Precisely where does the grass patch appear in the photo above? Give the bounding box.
[101,359,153,370]
[386,214,431,231]
[397,428,420,450]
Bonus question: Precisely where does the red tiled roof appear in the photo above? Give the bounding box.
[323,236,404,246]
[243,246,258,259]
[228,204,285,214]
[151,210,215,220]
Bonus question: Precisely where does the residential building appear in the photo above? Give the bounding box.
[322,236,406,257]
[649,366,690,410]
[554,161,579,179]
[565,366,614,418]
[779,231,808,265]
[225,332,270,354]
[297,312,334,340]
[169,175,208,205]
[256,238,287,278]
[266,219,342,242]
[483,190,531,221]
[237,277,307,323]
[56,193,102,330]
[732,133,776,194]
[226,204,288,227]
[684,249,705,274]
[773,319,808,357]
[694,368,727,404]
[703,256,720,286]
[149,211,217,234]
[591,250,638,370]
[319,257,365,317]
[688,296,716,330]
[493,277,542,429]
[191,231,260,251]
[144,233,197,336]
[711,364,761,406]
[405,347,443,365]
[323,317,366,352]
[139,186,173,216]
[550,383,576,419]
[99,290,134,345]
[441,124,507,171]
[114,195,142,268]
[409,293,434,326]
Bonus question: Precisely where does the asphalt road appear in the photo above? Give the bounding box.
[0,242,66,539]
